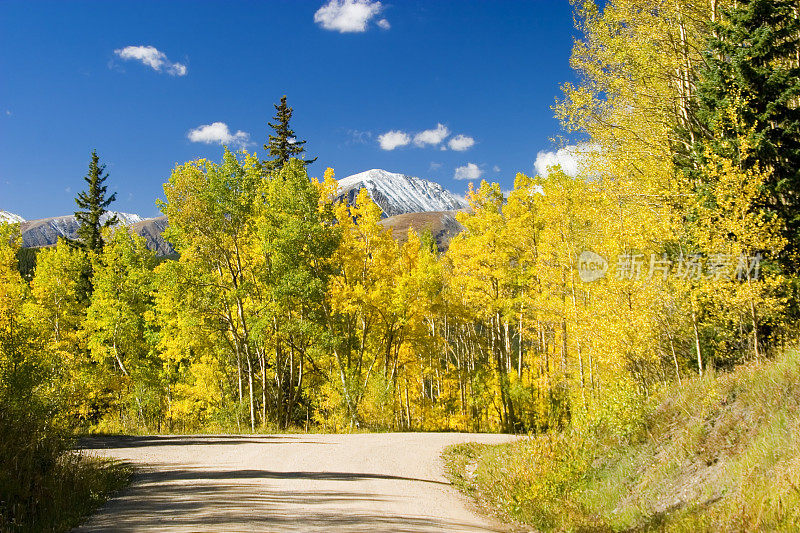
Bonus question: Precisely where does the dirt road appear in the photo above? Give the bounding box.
[74,433,518,532]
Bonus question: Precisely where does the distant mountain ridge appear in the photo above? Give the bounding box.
[16,211,147,248]
[0,210,177,255]
[4,169,468,255]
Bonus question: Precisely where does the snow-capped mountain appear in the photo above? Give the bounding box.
[19,211,150,248]
[104,212,145,225]
[337,169,468,217]
[0,210,25,224]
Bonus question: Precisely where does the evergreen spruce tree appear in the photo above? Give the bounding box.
[687,0,800,271]
[263,95,316,172]
[75,150,118,254]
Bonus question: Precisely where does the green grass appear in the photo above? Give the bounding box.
[443,350,800,532]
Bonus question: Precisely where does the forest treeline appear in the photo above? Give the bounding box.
[2,0,799,441]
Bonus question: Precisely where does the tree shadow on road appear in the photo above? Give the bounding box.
[73,476,508,532]
[136,466,451,486]
[78,435,329,449]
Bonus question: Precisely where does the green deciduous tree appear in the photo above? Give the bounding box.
[249,162,339,429]
[160,149,263,431]
[85,228,160,429]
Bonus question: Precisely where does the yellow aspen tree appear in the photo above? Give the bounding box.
[160,148,263,431]
[326,188,398,428]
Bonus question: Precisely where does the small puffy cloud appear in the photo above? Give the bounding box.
[534,143,599,177]
[492,165,501,173]
[448,134,475,151]
[414,123,449,147]
[187,122,250,147]
[378,130,411,150]
[454,162,482,181]
[314,0,384,33]
[114,45,187,76]
[169,63,188,76]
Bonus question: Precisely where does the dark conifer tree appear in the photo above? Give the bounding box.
[263,95,316,172]
[75,150,118,254]
[686,0,800,270]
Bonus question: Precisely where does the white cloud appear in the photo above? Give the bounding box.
[187,122,250,147]
[347,129,373,145]
[534,146,577,177]
[168,63,187,76]
[378,130,411,150]
[534,143,600,177]
[429,162,442,171]
[454,163,482,181]
[492,165,501,173]
[414,123,449,147]
[375,124,476,151]
[448,134,475,151]
[114,45,187,76]
[314,0,384,33]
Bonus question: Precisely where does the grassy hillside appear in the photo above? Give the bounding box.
[444,350,800,531]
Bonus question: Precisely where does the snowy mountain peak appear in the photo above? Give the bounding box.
[102,211,146,225]
[0,210,25,224]
[337,169,467,217]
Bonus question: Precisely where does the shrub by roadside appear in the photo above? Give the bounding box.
[0,398,131,533]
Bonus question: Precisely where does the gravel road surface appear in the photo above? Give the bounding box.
[73,433,518,532]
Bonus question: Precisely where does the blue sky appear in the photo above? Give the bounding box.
[0,0,581,220]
